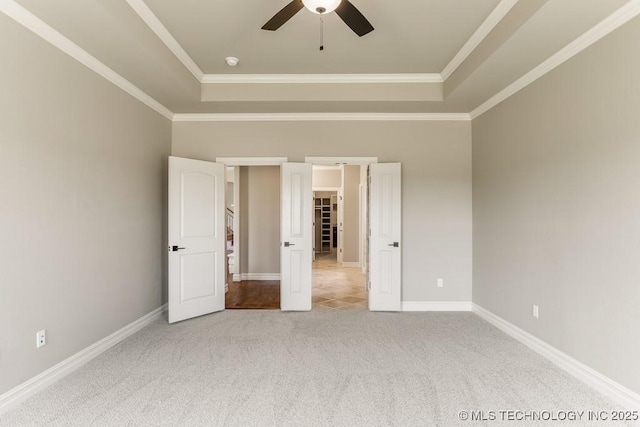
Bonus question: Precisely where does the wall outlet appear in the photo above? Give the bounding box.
[437,278,444,288]
[36,330,46,348]
[532,305,539,319]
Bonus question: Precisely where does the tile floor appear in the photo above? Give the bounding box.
[312,252,368,311]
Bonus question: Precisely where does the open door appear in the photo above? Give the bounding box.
[281,162,313,311]
[369,163,402,311]
[168,156,226,323]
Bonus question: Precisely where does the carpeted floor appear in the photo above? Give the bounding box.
[0,311,631,426]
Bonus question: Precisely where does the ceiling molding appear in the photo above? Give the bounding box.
[0,0,174,120]
[173,113,471,122]
[124,0,204,82]
[470,0,640,120]
[201,73,443,84]
[441,0,519,80]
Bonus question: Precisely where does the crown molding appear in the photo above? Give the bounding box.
[124,0,204,82]
[470,0,640,120]
[172,112,471,122]
[441,0,519,80]
[0,0,174,120]
[201,73,443,84]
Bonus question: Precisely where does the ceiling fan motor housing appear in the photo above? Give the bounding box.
[302,0,342,14]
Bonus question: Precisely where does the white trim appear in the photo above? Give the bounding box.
[341,262,361,268]
[0,304,167,415]
[124,0,204,81]
[216,157,288,166]
[232,273,242,282]
[239,273,281,281]
[173,113,471,122]
[313,187,341,192]
[470,0,640,119]
[441,0,519,80]
[402,301,473,312]
[0,0,174,120]
[201,73,443,84]
[473,304,640,410]
[307,157,378,165]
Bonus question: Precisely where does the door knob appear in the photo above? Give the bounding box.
[283,242,295,247]
[387,242,399,248]
[171,245,186,251]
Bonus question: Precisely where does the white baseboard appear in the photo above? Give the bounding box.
[473,303,640,410]
[402,301,472,312]
[239,273,281,281]
[0,304,167,415]
[341,262,361,268]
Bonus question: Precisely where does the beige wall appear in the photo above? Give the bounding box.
[312,168,341,188]
[172,120,472,303]
[342,165,360,264]
[239,166,280,275]
[472,16,640,395]
[0,16,171,394]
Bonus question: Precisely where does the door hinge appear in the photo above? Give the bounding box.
[367,281,371,290]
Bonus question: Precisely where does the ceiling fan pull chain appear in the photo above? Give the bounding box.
[319,17,324,51]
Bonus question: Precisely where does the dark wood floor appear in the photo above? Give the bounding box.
[225,279,280,310]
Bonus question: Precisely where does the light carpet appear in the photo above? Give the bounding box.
[0,311,631,426]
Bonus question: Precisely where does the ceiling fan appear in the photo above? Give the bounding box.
[262,0,374,37]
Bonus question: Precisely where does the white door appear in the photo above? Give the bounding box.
[168,156,226,323]
[281,162,313,311]
[369,163,402,311]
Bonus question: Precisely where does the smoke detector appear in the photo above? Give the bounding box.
[225,57,239,67]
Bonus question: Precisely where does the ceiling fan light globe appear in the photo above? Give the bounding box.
[302,0,342,14]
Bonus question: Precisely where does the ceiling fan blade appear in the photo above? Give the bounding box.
[335,0,374,37]
[262,0,304,31]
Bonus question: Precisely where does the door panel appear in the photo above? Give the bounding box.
[281,163,313,311]
[369,163,402,311]
[169,156,225,323]
[181,172,216,238]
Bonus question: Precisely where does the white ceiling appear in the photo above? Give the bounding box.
[6,0,637,116]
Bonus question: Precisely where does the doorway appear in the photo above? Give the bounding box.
[311,165,368,310]
[168,156,401,323]
[223,161,284,310]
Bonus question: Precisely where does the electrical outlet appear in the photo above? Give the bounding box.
[437,278,444,288]
[36,330,46,348]
[532,305,539,319]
